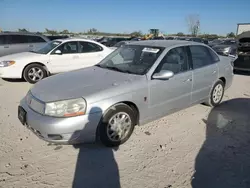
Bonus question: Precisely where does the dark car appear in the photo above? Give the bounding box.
[234,31,250,72]
[187,37,204,43]
[212,40,237,57]
[202,38,209,44]
[100,37,128,47]
[176,37,188,40]
[151,36,165,40]
[46,35,69,40]
[208,39,225,48]
[111,41,131,48]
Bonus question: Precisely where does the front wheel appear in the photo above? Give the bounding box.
[23,64,47,84]
[98,104,136,147]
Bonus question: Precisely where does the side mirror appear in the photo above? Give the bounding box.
[54,50,62,55]
[152,70,174,80]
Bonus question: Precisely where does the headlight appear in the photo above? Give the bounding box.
[45,98,86,117]
[0,61,15,67]
[223,47,230,53]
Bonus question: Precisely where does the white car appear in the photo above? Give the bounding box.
[0,38,114,83]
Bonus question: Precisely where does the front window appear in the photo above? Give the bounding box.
[155,47,189,74]
[97,45,164,75]
[34,41,62,54]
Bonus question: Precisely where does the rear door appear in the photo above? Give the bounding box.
[78,41,108,68]
[5,34,30,55]
[189,45,219,104]
[149,46,193,119]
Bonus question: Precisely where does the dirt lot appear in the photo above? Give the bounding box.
[0,74,250,188]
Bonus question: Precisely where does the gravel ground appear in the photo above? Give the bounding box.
[0,73,250,188]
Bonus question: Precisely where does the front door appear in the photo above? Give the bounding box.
[189,45,219,104]
[148,46,193,120]
[49,41,81,73]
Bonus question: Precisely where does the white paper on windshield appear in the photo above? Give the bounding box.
[142,47,160,53]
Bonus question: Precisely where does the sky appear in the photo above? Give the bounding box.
[1,0,250,35]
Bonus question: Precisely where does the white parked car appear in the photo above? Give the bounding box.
[0,38,114,83]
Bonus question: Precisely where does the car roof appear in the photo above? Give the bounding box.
[54,38,100,43]
[0,32,45,37]
[130,40,202,48]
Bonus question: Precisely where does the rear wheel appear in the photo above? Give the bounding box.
[98,104,136,147]
[204,80,225,107]
[23,64,47,84]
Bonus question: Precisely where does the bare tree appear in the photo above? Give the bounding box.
[186,14,200,36]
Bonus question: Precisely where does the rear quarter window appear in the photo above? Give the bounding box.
[207,47,220,62]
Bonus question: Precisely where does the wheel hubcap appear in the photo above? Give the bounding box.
[107,112,132,142]
[213,84,223,103]
[28,67,44,81]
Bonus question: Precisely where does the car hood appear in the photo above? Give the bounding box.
[30,66,144,102]
[0,52,46,61]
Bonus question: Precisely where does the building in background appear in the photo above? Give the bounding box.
[236,23,250,35]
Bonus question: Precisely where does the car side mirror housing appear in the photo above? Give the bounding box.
[152,70,174,80]
[54,50,62,55]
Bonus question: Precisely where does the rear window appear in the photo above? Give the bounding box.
[0,35,7,45]
[7,35,29,44]
[28,35,46,43]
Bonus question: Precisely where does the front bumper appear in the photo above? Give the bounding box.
[19,98,102,144]
[0,66,22,79]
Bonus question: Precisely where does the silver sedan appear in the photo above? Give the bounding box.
[18,40,234,147]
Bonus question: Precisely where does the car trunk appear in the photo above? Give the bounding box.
[233,31,250,69]
[237,31,250,55]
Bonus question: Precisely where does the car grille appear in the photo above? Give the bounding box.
[26,92,45,114]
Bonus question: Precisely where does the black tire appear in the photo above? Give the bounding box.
[98,104,136,147]
[204,80,225,107]
[23,64,47,84]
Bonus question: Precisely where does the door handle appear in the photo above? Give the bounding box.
[4,46,9,48]
[29,44,33,47]
[212,70,217,74]
[183,78,192,82]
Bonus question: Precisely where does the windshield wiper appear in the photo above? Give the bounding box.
[106,66,137,74]
[104,66,125,73]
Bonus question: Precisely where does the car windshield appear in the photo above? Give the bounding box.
[96,45,164,75]
[33,41,62,54]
